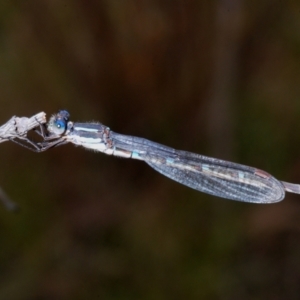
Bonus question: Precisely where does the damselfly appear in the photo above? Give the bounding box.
[36,110,300,204]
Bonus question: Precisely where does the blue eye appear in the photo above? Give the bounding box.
[47,110,71,136]
[55,119,66,132]
[48,117,67,135]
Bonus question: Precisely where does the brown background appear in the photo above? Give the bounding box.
[0,1,300,299]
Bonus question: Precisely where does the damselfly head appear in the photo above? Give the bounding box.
[47,110,70,136]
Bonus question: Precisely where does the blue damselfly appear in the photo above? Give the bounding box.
[37,110,300,204]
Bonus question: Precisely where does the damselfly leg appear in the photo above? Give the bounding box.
[8,136,42,152]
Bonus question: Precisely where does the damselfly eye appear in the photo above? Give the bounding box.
[47,117,67,136]
[53,119,66,134]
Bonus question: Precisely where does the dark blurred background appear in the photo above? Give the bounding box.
[0,1,300,299]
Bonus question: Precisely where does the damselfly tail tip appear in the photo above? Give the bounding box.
[281,181,300,195]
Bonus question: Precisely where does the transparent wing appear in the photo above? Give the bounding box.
[110,133,285,203]
[142,150,285,203]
